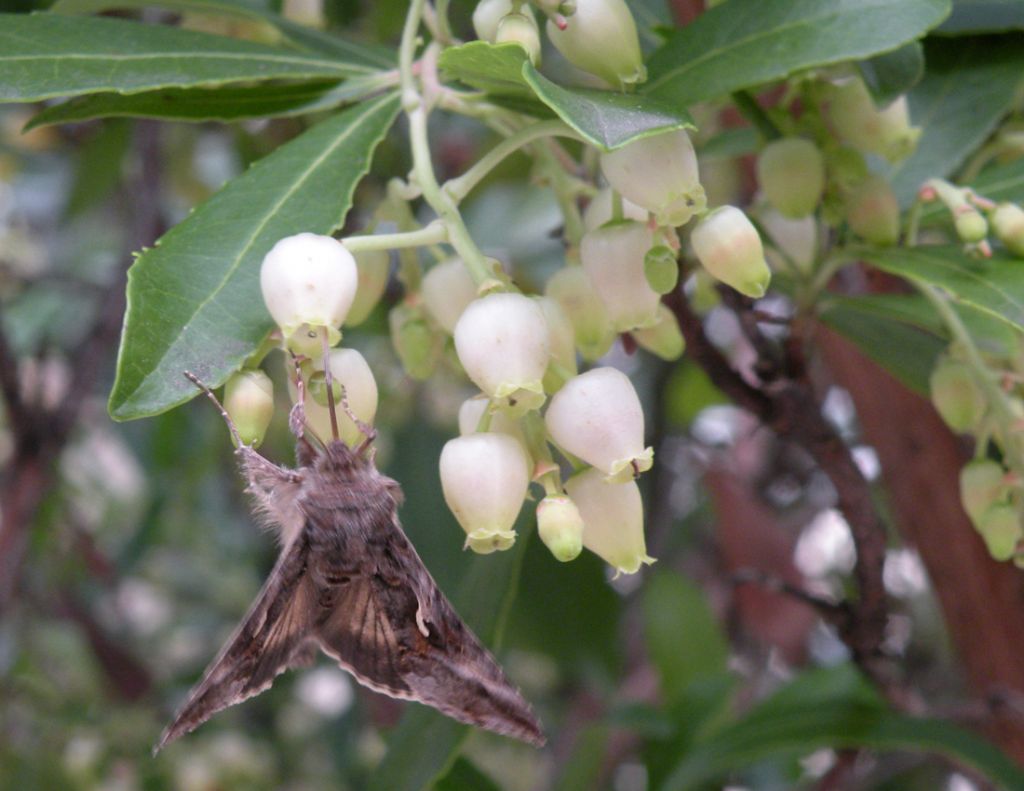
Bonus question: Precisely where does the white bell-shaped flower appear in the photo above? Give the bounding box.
[440,432,530,553]
[545,366,652,481]
[536,494,584,562]
[458,395,529,453]
[454,292,550,413]
[600,131,706,228]
[300,348,378,448]
[224,369,275,447]
[581,221,661,332]
[545,266,615,362]
[756,138,825,218]
[760,209,817,274]
[473,0,514,42]
[583,187,648,230]
[260,233,358,352]
[690,206,771,298]
[545,0,646,89]
[421,257,479,334]
[565,467,653,575]
[345,248,390,326]
[534,296,577,391]
[827,79,920,163]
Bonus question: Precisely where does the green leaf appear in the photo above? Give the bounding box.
[889,35,1024,205]
[0,12,363,103]
[644,0,950,107]
[50,0,394,68]
[65,120,132,217]
[368,535,530,791]
[853,245,1024,332]
[433,757,502,791]
[643,571,728,702]
[439,41,538,100]
[522,64,694,151]
[107,93,400,420]
[938,0,1024,33]
[659,665,1024,791]
[26,76,393,129]
[857,41,925,105]
[817,296,945,395]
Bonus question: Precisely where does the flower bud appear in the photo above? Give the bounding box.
[439,432,530,553]
[690,206,771,298]
[632,303,685,360]
[536,494,584,562]
[960,459,1010,526]
[977,502,1023,562]
[845,175,900,246]
[581,221,661,331]
[534,296,578,392]
[644,245,679,294]
[955,210,988,244]
[301,348,378,447]
[260,233,357,352]
[930,356,986,432]
[472,0,514,41]
[583,187,648,231]
[545,366,653,481]
[389,303,441,380]
[344,248,390,326]
[760,209,817,273]
[991,203,1024,257]
[600,131,706,228]
[756,138,826,218]
[545,266,615,362]
[421,258,479,334]
[545,0,646,90]
[565,468,653,575]
[827,79,921,162]
[496,12,541,66]
[223,369,274,447]
[454,293,550,413]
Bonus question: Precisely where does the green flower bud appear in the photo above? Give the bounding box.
[545,266,615,362]
[632,303,685,361]
[977,502,1023,562]
[496,12,541,66]
[756,138,826,218]
[545,0,646,90]
[644,245,680,295]
[991,202,1024,256]
[345,248,390,326]
[845,175,900,246]
[955,210,988,244]
[827,79,921,162]
[223,369,274,447]
[537,494,584,562]
[690,206,771,298]
[929,356,986,432]
[960,459,1010,527]
[389,303,441,381]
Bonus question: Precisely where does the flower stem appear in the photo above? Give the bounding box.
[342,220,448,252]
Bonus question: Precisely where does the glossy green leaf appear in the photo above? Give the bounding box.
[439,41,538,99]
[108,93,400,420]
[643,571,728,702]
[26,76,393,129]
[50,0,393,68]
[853,245,1024,332]
[522,64,694,151]
[889,35,1024,205]
[368,535,530,791]
[817,296,945,395]
[644,0,950,107]
[938,0,1024,33]
[858,42,925,105]
[0,13,366,103]
[659,665,1024,791]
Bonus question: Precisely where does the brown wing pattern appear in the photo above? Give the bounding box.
[155,538,314,752]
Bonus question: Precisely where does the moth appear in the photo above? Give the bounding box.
[155,371,544,752]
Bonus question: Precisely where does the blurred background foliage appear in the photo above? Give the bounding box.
[3,0,1024,790]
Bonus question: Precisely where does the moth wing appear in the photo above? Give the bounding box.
[310,515,545,747]
[156,538,315,752]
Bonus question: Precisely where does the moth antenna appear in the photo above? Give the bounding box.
[320,327,341,442]
[183,371,245,449]
[336,382,378,454]
[287,354,327,454]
